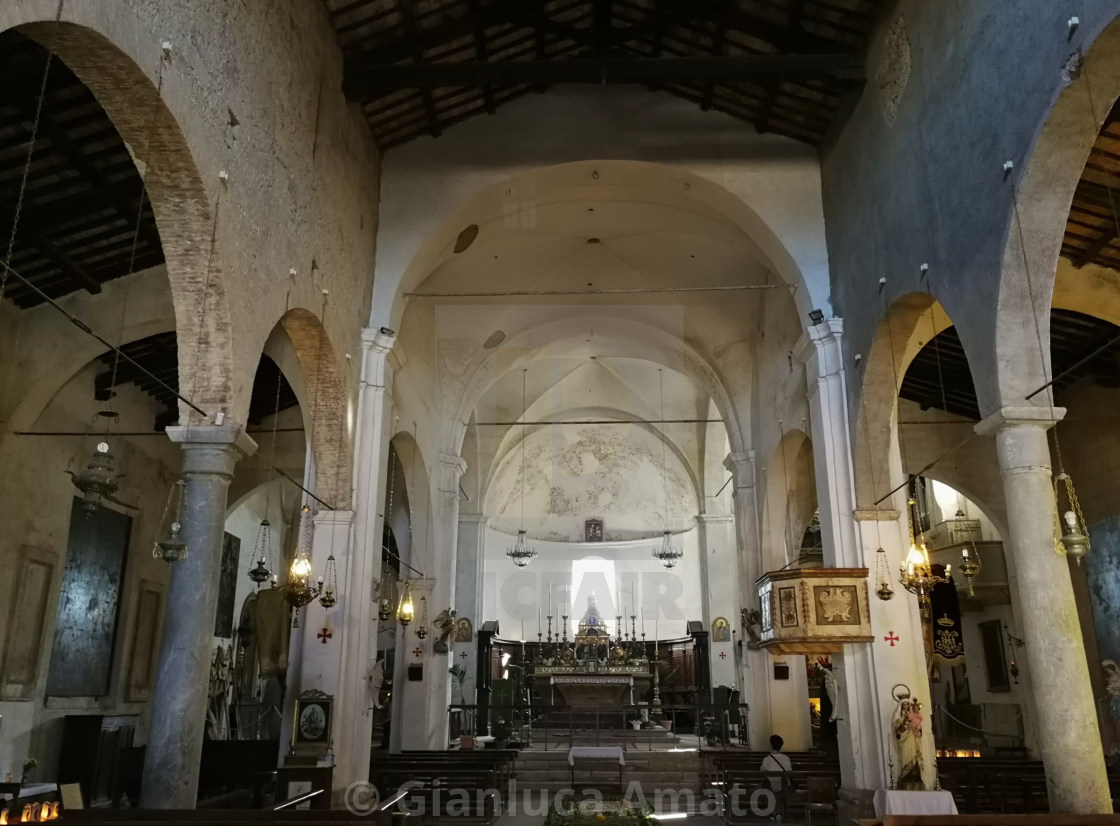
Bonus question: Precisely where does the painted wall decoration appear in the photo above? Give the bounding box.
[712,616,731,642]
[1087,514,1120,667]
[214,532,241,638]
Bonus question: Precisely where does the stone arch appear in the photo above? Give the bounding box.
[377,160,816,334]
[761,428,815,571]
[994,13,1120,408]
[8,15,235,420]
[446,315,746,459]
[853,293,958,510]
[270,308,351,508]
[388,429,431,569]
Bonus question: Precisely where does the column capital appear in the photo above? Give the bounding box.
[313,508,354,529]
[696,513,734,525]
[165,425,257,477]
[438,452,467,494]
[723,450,756,488]
[794,318,845,377]
[361,326,398,387]
[975,406,1066,437]
[854,507,901,522]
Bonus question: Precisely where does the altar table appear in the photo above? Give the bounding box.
[551,674,634,708]
[873,789,959,816]
[568,746,625,786]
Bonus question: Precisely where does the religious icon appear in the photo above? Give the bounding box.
[293,692,332,746]
[584,519,604,542]
[454,617,473,643]
[712,616,731,642]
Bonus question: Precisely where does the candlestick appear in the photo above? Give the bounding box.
[549,582,553,616]
[521,618,525,642]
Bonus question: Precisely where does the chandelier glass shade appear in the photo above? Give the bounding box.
[397,580,415,626]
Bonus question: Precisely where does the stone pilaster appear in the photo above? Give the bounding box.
[454,515,488,708]
[975,407,1111,814]
[724,450,770,749]
[400,452,466,750]
[332,328,395,796]
[795,320,928,792]
[141,425,256,808]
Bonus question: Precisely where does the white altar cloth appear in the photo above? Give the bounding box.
[873,789,958,816]
[567,746,626,766]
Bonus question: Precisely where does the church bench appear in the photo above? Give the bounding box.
[717,769,841,825]
[370,754,514,823]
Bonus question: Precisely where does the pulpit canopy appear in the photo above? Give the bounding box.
[755,568,873,654]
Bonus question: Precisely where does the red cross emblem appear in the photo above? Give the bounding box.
[718,651,727,659]
[884,631,899,647]
[317,628,332,644]
[413,647,423,658]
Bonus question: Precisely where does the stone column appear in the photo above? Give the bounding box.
[454,515,488,709]
[975,407,1112,814]
[141,425,256,809]
[724,450,771,749]
[334,328,395,797]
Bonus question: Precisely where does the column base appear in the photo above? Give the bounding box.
[837,787,876,823]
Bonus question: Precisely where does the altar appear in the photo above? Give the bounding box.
[535,669,652,707]
[550,674,633,708]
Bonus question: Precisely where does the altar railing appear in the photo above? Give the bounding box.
[447,701,751,751]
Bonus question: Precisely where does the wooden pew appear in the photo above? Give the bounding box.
[369,751,517,824]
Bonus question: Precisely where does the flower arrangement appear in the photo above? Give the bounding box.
[21,758,37,784]
[545,800,653,826]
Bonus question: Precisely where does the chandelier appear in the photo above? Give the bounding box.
[506,369,537,567]
[507,529,537,568]
[283,505,338,611]
[651,529,683,569]
[898,492,950,605]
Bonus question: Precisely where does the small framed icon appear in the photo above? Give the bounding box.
[293,693,332,745]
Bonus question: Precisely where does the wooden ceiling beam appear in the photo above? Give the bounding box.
[467,0,497,112]
[396,0,442,138]
[344,53,863,97]
[30,233,102,295]
[1073,222,1119,268]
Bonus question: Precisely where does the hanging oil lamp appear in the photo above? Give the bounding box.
[152,479,188,564]
[247,519,274,586]
[397,580,415,627]
[874,546,895,600]
[415,595,429,639]
[68,411,126,515]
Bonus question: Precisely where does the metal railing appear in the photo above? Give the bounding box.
[449,702,750,750]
